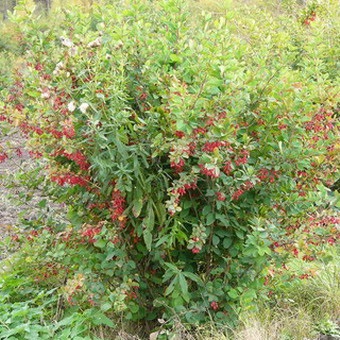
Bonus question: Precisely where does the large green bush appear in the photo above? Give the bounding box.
[1,0,338,330]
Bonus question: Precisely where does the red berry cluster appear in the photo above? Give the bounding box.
[35,63,44,71]
[304,110,335,142]
[0,152,8,163]
[26,230,40,242]
[191,247,200,254]
[216,192,226,201]
[210,301,219,310]
[28,151,43,158]
[125,289,138,300]
[49,122,76,139]
[278,123,288,130]
[303,11,317,26]
[192,127,207,136]
[61,119,76,139]
[302,255,315,262]
[16,122,42,136]
[199,164,220,178]
[34,262,66,283]
[232,188,244,201]
[111,189,126,229]
[87,202,109,211]
[202,141,228,153]
[223,161,233,175]
[257,168,279,183]
[13,119,75,140]
[55,150,90,171]
[167,180,198,215]
[174,130,185,138]
[81,226,102,243]
[232,181,254,201]
[187,224,207,253]
[234,150,249,166]
[50,172,89,188]
[327,237,336,245]
[170,158,185,173]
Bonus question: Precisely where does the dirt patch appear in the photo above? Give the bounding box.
[0,129,64,260]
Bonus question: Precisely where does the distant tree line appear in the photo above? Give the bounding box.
[1,0,52,20]
[1,0,16,19]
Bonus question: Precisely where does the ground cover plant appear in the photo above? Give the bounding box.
[0,0,339,338]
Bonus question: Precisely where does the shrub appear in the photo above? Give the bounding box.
[1,0,338,328]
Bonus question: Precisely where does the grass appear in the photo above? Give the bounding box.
[287,263,340,319]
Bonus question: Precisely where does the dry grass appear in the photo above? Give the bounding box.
[288,263,340,320]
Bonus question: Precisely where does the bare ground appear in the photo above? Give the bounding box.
[0,129,63,260]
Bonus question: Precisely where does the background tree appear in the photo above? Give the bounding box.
[1,0,17,20]
[34,0,52,13]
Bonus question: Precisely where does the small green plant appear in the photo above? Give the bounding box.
[315,318,340,337]
[0,238,116,339]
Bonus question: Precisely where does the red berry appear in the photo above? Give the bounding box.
[192,247,200,254]
[174,130,185,138]
[210,301,219,310]
[216,192,226,201]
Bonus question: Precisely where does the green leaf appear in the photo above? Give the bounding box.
[216,214,229,227]
[162,269,175,283]
[235,230,244,239]
[91,312,115,328]
[202,205,211,216]
[165,277,178,296]
[56,315,77,327]
[38,199,47,208]
[94,239,106,249]
[155,235,171,247]
[127,302,139,314]
[228,289,239,300]
[178,274,190,302]
[164,262,180,273]
[143,202,155,251]
[176,120,187,131]
[172,296,184,308]
[241,289,257,303]
[132,198,143,218]
[170,53,182,63]
[206,213,215,225]
[27,90,41,98]
[143,230,152,252]
[183,271,203,285]
[223,238,233,249]
[153,201,166,226]
[258,246,271,256]
[100,302,112,312]
[212,235,220,246]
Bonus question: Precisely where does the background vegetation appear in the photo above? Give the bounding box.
[0,0,339,339]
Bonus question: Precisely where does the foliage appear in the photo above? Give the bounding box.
[315,318,340,337]
[0,247,115,339]
[0,0,339,334]
[268,245,340,323]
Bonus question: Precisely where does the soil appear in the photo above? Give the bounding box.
[0,129,63,260]
[0,132,30,225]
